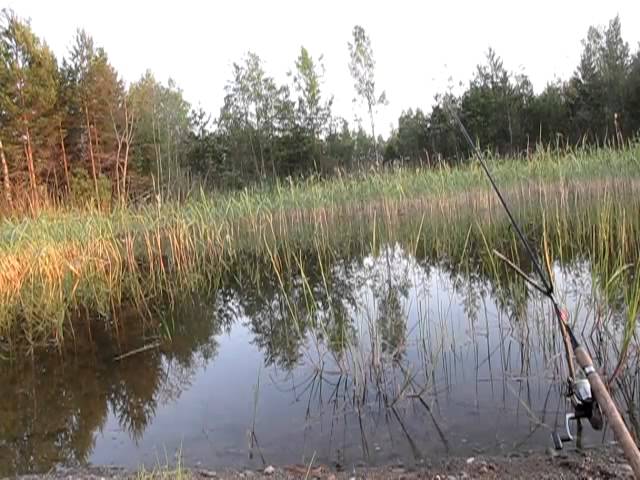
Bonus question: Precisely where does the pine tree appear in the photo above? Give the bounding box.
[0,9,58,210]
[61,30,124,203]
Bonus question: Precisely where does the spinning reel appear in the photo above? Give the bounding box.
[551,377,603,450]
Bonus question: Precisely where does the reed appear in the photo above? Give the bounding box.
[0,143,639,354]
[135,451,189,480]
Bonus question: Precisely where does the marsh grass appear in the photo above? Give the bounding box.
[261,239,637,458]
[135,451,189,480]
[0,144,639,354]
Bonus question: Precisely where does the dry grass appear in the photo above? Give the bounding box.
[0,144,639,353]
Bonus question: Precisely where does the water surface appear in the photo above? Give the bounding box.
[0,245,632,475]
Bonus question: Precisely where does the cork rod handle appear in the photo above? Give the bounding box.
[574,346,640,478]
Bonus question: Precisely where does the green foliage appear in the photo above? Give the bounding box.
[384,109,429,165]
[1,9,640,211]
[217,52,293,180]
[569,16,631,141]
[529,82,570,145]
[460,48,533,154]
[183,109,225,183]
[625,48,640,136]
[0,9,58,188]
[67,168,110,208]
[129,72,192,195]
[292,47,332,139]
[60,29,124,176]
[325,118,357,170]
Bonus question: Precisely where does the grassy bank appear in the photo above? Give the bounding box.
[1,144,639,352]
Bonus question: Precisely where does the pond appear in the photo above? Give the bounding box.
[1,243,633,476]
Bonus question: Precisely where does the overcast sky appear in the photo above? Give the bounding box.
[5,0,640,135]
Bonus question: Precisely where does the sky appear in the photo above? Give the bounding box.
[4,0,640,136]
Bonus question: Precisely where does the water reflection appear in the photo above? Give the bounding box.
[0,298,227,474]
[0,243,637,475]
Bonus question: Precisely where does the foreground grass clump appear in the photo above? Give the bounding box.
[0,144,639,352]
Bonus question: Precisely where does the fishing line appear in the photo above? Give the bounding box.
[444,102,552,296]
[444,101,579,349]
[444,101,640,477]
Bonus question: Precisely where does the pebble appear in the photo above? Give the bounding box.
[620,464,633,474]
[198,470,217,478]
[263,465,275,475]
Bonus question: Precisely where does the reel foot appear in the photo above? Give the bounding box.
[589,402,603,430]
[551,432,564,450]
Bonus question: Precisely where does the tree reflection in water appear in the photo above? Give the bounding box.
[1,238,639,475]
[0,296,226,475]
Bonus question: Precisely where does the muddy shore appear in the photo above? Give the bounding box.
[10,445,636,479]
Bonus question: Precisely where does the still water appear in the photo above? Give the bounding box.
[0,245,628,475]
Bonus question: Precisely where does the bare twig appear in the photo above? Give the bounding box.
[113,340,161,361]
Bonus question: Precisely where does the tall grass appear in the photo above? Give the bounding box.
[0,143,639,354]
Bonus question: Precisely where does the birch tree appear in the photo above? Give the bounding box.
[348,25,387,166]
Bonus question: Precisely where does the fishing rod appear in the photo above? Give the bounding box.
[445,102,640,477]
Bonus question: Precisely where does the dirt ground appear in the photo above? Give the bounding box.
[10,445,636,479]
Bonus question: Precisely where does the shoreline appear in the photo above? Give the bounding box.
[10,445,636,479]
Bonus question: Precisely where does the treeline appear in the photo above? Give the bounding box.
[1,11,639,211]
[386,16,640,164]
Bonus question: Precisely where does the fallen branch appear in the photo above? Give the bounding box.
[114,340,161,361]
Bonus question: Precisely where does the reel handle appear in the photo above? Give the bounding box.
[574,346,640,478]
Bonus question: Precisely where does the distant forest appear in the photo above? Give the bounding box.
[1,10,639,210]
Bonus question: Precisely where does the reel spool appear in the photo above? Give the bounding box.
[552,377,603,450]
